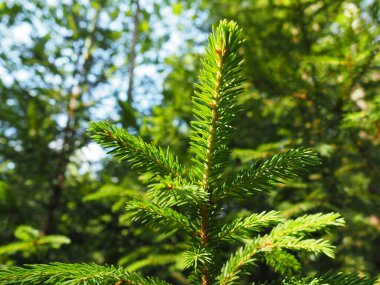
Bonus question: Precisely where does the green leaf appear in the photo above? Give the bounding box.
[83,185,140,202]
[14,225,39,241]
[172,3,182,15]
[37,235,71,249]
[0,234,70,256]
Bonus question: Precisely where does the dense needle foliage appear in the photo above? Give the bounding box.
[0,20,376,285]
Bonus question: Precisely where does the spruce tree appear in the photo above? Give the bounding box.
[0,20,376,285]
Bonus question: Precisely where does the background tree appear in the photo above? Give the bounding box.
[152,0,380,276]
[0,0,177,266]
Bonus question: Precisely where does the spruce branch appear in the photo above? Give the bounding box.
[218,211,283,241]
[262,272,377,285]
[218,229,338,284]
[182,247,213,271]
[147,177,209,207]
[0,263,171,285]
[189,19,245,190]
[218,238,261,285]
[264,250,301,276]
[187,20,246,285]
[88,121,185,179]
[126,199,195,233]
[217,148,320,199]
[269,213,345,238]
[271,236,336,258]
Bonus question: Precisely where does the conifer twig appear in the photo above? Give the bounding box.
[0,263,172,285]
[88,121,185,179]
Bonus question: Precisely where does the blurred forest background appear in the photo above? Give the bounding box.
[0,0,379,283]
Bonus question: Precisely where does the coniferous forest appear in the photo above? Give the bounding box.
[0,1,379,284]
